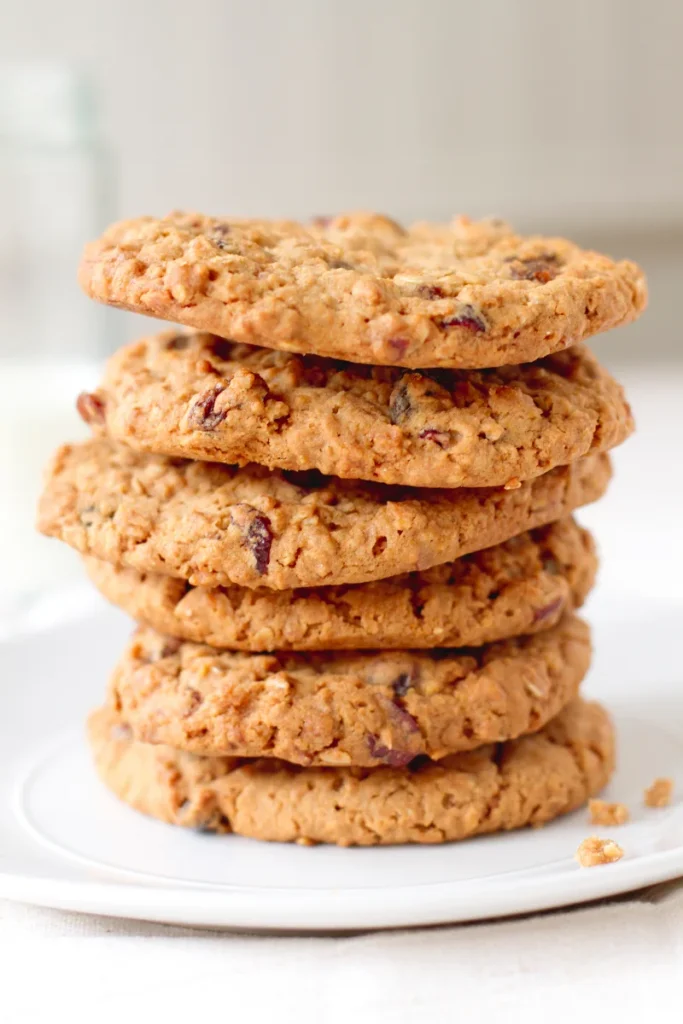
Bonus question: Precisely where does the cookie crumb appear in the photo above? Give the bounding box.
[644,777,673,808]
[588,799,629,826]
[575,836,624,867]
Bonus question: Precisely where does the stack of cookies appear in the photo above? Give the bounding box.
[37,212,647,846]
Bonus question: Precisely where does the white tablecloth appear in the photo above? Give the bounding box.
[3,882,683,1022]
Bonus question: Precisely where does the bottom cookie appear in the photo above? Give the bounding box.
[89,698,614,847]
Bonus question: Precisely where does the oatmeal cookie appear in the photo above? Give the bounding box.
[78,331,633,488]
[108,615,590,766]
[89,698,614,846]
[38,439,611,590]
[78,211,647,369]
[84,519,596,650]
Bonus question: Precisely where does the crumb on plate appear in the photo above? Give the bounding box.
[644,777,673,808]
[589,799,629,826]
[575,836,624,867]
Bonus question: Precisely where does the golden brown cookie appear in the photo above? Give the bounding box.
[88,698,615,846]
[78,211,646,369]
[78,331,633,489]
[108,615,590,766]
[38,438,611,590]
[85,519,596,651]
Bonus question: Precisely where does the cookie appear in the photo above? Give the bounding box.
[79,331,633,488]
[108,615,590,766]
[78,211,646,369]
[89,698,614,846]
[85,519,596,651]
[38,439,610,590]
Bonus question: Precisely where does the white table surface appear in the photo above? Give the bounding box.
[2,364,682,1022]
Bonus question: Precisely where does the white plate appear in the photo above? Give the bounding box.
[1,591,683,932]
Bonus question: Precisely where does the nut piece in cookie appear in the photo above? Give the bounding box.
[643,777,673,808]
[588,799,629,826]
[575,836,624,867]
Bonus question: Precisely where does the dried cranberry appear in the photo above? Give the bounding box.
[245,511,273,575]
[508,254,560,284]
[387,702,420,734]
[438,305,487,333]
[76,391,105,425]
[532,596,564,623]
[188,384,228,430]
[310,215,332,228]
[416,284,444,299]
[183,689,203,717]
[386,337,409,357]
[366,736,415,768]
[418,429,450,448]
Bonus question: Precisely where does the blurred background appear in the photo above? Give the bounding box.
[0,0,681,611]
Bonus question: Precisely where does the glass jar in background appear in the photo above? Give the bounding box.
[0,64,116,611]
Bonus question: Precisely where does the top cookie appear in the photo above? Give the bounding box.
[78,212,647,369]
[79,331,633,489]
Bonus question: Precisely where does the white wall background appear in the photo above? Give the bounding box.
[2,0,681,361]
[4,0,683,227]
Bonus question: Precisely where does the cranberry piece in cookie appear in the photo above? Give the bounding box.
[533,596,565,624]
[508,254,561,283]
[76,391,106,425]
[438,304,487,333]
[418,428,452,448]
[188,383,228,430]
[244,511,273,576]
[366,736,416,768]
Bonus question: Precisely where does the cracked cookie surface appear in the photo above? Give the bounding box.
[38,439,611,590]
[85,518,596,650]
[78,212,646,369]
[80,331,633,488]
[107,615,590,766]
[88,697,614,846]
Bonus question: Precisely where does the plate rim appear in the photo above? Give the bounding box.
[2,847,683,931]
